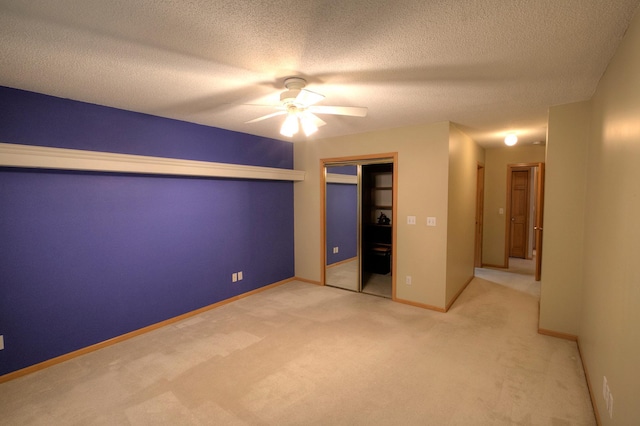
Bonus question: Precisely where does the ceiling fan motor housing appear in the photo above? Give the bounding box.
[283,77,307,90]
[280,77,307,106]
[280,89,301,105]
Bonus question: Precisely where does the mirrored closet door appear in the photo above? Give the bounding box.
[324,164,359,292]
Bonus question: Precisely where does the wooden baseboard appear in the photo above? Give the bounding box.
[537,328,578,341]
[576,339,602,425]
[0,277,295,384]
[294,277,322,285]
[395,297,446,313]
[481,263,507,269]
[537,331,600,424]
[445,275,474,312]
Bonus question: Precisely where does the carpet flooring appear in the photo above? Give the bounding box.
[0,264,595,425]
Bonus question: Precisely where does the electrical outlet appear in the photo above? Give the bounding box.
[406,276,412,285]
[238,271,243,281]
[0,335,4,350]
[232,273,238,282]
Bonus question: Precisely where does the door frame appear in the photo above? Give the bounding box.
[534,163,545,281]
[474,163,485,267]
[320,152,398,298]
[504,162,545,280]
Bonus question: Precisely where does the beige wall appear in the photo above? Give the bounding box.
[446,124,485,305]
[579,9,639,424]
[294,121,476,309]
[539,101,590,335]
[482,145,546,266]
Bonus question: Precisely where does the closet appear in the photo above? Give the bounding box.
[323,157,395,298]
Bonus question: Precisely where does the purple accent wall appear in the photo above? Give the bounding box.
[0,87,294,376]
[0,86,292,168]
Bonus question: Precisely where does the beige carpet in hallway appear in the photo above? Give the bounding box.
[0,273,595,425]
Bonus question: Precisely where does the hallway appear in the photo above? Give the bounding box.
[475,255,540,299]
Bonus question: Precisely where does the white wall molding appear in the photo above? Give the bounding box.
[0,143,305,181]
[326,173,357,184]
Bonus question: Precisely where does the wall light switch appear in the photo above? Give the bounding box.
[499,208,504,215]
[407,216,416,225]
[427,217,436,227]
[238,271,243,281]
[0,335,4,350]
[232,273,238,283]
[405,276,412,285]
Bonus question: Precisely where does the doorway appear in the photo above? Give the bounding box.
[361,163,393,297]
[321,154,397,298]
[505,162,545,281]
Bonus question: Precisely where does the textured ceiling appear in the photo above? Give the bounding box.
[1,0,639,147]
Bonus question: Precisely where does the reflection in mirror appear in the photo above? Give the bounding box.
[325,165,359,292]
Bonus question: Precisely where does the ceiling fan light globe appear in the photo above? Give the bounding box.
[280,114,299,137]
[300,115,319,136]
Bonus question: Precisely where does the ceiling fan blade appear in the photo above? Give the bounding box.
[307,105,368,117]
[245,110,286,124]
[240,104,286,108]
[297,111,325,137]
[296,89,325,107]
[304,112,327,127]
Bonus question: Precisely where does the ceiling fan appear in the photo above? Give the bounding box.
[245,77,368,137]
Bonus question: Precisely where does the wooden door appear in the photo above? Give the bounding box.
[509,169,530,258]
[474,165,485,267]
